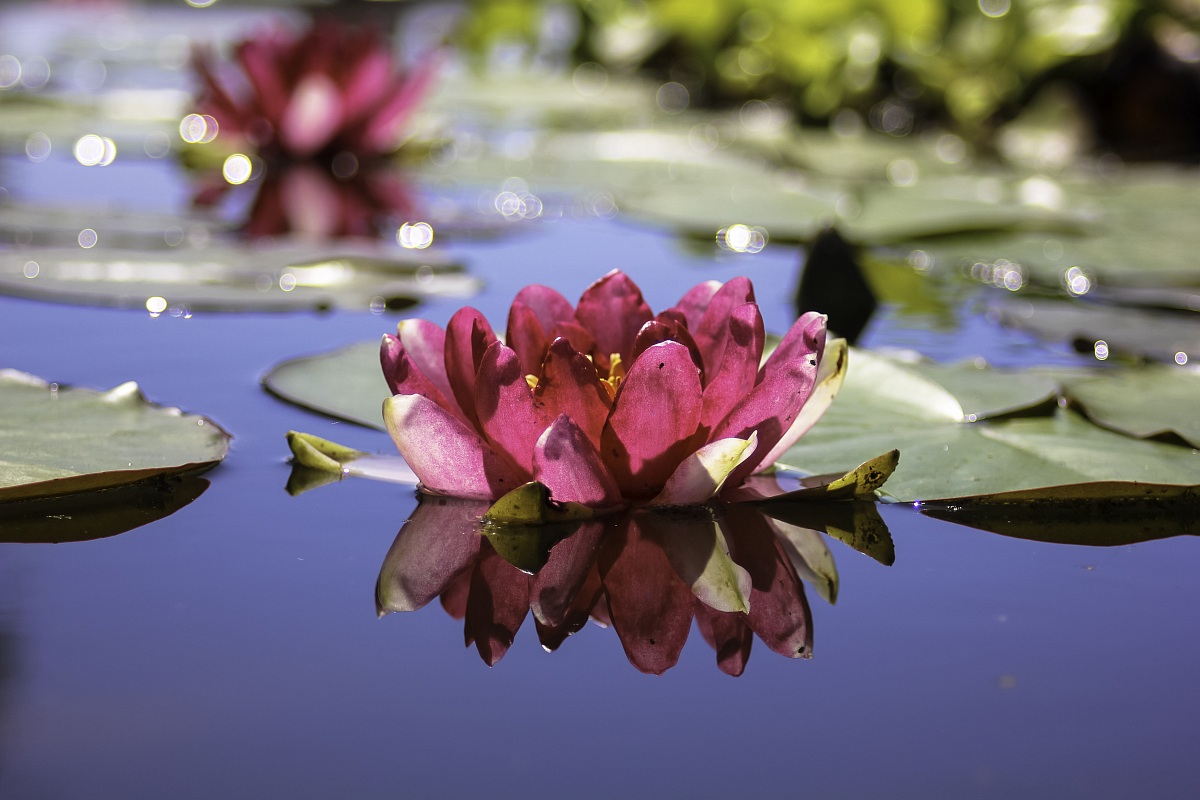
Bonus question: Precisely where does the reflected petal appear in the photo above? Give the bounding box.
[695,602,753,677]
[531,522,606,627]
[376,496,486,614]
[465,545,533,666]
[598,516,693,675]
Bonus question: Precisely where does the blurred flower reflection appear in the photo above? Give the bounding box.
[376,495,891,676]
[194,161,417,240]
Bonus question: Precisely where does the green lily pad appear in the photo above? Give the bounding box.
[887,168,1200,289]
[989,296,1200,364]
[1061,367,1200,448]
[0,242,478,313]
[265,342,386,429]
[0,370,230,503]
[779,350,1200,502]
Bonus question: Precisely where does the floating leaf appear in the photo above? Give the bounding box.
[0,370,229,503]
[779,350,1200,502]
[886,168,1200,289]
[265,342,386,429]
[0,242,478,313]
[1062,367,1200,448]
[989,296,1200,364]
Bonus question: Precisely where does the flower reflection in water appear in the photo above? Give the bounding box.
[376,495,892,676]
[194,161,418,241]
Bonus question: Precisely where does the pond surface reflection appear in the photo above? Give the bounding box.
[377,496,888,675]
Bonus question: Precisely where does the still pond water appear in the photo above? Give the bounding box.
[1,5,1198,800]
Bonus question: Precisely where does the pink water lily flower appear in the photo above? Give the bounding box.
[381,270,839,508]
[194,19,435,161]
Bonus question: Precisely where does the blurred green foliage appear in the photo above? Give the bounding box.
[460,0,1200,140]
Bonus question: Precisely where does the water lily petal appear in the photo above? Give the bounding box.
[362,54,439,153]
[598,517,693,675]
[546,321,598,362]
[693,276,755,374]
[281,72,344,157]
[444,306,497,428]
[380,334,457,417]
[397,318,454,404]
[695,603,754,677]
[670,279,722,331]
[700,302,765,427]
[506,302,549,378]
[755,337,849,471]
[341,47,391,123]
[575,270,653,367]
[535,338,612,448]
[647,433,758,507]
[712,313,826,487]
[533,414,622,507]
[600,341,704,499]
[235,36,290,122]
[631,319,705,379]
[465,545,533,666]
[475,341,551,479]
[384,394,521,499]
[375,496,485,614]
[513,284,576,331]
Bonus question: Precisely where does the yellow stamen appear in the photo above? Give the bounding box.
[525,374,539,391]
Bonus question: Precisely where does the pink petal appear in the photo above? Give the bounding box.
[670,279,722,330]
[700,302,764,429]
[631,318,705,380]
[600,341,704,499]
[534,338,612,448]
[340,47,391,123]
[598,516,693,675]
[532,415,621,507]
[710,314,826,488]
[384,394,521,500]
[755,336,847,472]
[235,36,290,122]
[512,284,576,331]
[692,276,755,375]
[444,306,497,428]
[695,602,753,677]
[362,53,440,154]
[474,341,551,479]
[397,318,454,404]
[546,320,598,361]
[376,496,485,614]
[574,270,653,366]
[439,569,472,620]
[380,334,457,417]
[465,545,533,666]
[280,72,344,157]
[505,302,549,378]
